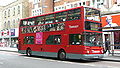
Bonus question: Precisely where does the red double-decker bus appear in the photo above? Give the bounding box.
[18,6,104,60]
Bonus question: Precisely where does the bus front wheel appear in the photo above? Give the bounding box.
[58,50,66,60]
[26,48,32,57]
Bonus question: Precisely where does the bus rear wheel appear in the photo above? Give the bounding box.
[58,50,66,60]
[26,48,32,57]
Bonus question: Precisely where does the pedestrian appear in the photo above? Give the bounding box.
[105,40,110,54]
[16,40,18,49]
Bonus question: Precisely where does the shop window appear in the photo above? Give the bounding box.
[69,34,82,45]
[24,36,34,44]
[36,16,45,25]
[45,14,55,24]
[114,31,120,49]
[68,9,80,21]
[46,35,61,45]
[55,11,67,22]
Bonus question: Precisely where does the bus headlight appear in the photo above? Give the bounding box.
[87,50,90,53]
[101,50,104,53]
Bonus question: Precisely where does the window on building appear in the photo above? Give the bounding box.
[55,11,67,22]
[68,9,81,21]
[8,21,10,28]
[69,34,82,45]
[83,2,86,5]
[33,11,34,16]
[13,20,15,28]
[86,1,90,6]
[13,8,15,16]
[97,0,100,2]
[24,36,34,44]
[45,14,55,24]
[8,9,10,17]
[18,6,20,14]
[4,11,6,18]
[54,0,61,2]
[4,22,6,28]
[17,18,20,22]
[46,35,61,45]
[79,3,81,6]
[74,3,78,7]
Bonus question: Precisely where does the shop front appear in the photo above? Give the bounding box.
[0,28,18,48]
[102,15,120,54]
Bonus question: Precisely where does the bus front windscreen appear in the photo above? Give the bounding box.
[84,32,103,46]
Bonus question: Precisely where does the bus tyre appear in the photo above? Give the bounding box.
[58,51,66,60]
[26,49,32,57]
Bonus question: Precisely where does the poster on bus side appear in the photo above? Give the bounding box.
[36,32,43,44]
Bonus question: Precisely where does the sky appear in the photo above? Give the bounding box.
[0,0,17,6]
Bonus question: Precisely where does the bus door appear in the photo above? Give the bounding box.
[65,34,83,54]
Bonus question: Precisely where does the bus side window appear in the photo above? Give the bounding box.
[45,14,55,24]
[24,36,34,44]
[46,35,61,45]
[69,34,82,45]
[68,9,80,21]
[28,18,35,26]
[36,16,45,25]
[55,11,67,22]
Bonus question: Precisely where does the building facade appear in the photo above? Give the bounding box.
[29,0,120,16]
[0,6,4,30]
[29,0,54,16]
[0,0,29,48]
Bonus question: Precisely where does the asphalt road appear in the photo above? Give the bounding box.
[0,51,120,68]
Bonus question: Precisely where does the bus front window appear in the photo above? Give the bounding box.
[84,32,103,46]
[85,7,101,21]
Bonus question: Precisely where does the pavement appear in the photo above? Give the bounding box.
[0,47,120,61]
[0,47,18,52]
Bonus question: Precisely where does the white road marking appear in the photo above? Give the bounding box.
[24,57,97,67]
[24,57,120,68]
